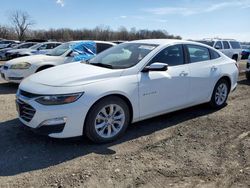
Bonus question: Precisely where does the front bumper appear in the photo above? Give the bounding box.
[20,122,65,136]
[16,93,89,138]
[0,66,35,83]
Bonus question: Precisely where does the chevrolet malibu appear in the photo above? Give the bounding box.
[16,39,239,143]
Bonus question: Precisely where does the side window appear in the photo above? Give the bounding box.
[214,41,222,49]
[209,49,221,59]
[46,44,56,49]
[96,43,114,53]
[39,44,47,50]
[222,41,230,49]
[229,41,241,49]
[186,44,210,63]
[149,44,184,66]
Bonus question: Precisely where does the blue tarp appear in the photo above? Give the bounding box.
[70,41,96,62]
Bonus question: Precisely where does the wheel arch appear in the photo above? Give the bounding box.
[219,75,232,91]
[232,54,238,61]
[35,64,55,72]
[83,93,134,133]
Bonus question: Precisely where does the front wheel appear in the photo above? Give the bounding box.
[84,96,130,143]
[209,79,229,108]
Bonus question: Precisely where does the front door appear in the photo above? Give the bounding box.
[138,44,190,119]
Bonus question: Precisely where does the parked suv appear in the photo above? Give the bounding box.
[196,39,242,61]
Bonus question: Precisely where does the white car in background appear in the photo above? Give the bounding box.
[0,41,115,83]
[16,39,238,143]
[0,42,37,60]
[5,42,61,59]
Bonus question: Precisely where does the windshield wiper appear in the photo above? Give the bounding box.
[90,63,113,69]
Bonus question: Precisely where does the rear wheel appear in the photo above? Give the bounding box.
[84,96,130,143]
[209,79,229,108]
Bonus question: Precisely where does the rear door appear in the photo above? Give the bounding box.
[185,44,221,104]
[221,41,231,58]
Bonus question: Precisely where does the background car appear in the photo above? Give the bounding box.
[16,39,238,143]
[5,42,61,59]
[0,42,37,60]
[0,40,20,49]
[195,38,242,61]
[241,45,250,59]
[1,41,116,83]
[246,57,250,80]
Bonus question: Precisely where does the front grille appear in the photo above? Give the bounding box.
[3,66,8,70]
[20,90,41,98]
[16,99,36,122]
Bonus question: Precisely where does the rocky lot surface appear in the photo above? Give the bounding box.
[0,64,249,188]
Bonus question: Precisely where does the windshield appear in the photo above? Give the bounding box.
[0,41,13,44]
[46,42,73,56]
[30,43,43,49]
[89,43,158,69]
[196,41,215,47]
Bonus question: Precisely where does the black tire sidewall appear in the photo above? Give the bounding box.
[84,96,130,143]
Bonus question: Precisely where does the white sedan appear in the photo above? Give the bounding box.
[16,39,238,143]
[0,41,115,83]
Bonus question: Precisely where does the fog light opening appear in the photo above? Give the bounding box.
[40,117,67,126]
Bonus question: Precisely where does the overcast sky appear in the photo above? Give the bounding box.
[0,0,250,41]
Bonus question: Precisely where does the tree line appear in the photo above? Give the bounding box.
[0,10,181,42]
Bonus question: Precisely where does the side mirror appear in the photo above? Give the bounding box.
[70,51,79,57]
[142,62,168,72]
[215,46,221,50]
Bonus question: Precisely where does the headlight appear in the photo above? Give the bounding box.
[9,62,31,69]
[35,93,83,105]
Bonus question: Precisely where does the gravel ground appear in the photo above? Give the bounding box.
[0,63,249,188]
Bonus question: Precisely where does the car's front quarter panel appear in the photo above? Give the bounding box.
[17,93,89,138]
[79,74,140,123]
[18,73,139,138]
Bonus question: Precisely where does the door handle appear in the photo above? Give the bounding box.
[179,71,188,76]
[211,66,218,71]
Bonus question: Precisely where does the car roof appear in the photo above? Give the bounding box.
[65,40,116,45]
[41,41,62,44]
[126,39,210,47]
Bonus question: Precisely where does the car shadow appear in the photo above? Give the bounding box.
[0,104,220,176]
[238,79,250,86]
[0,82,18,94]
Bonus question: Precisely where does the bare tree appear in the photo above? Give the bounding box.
[9,10,35,41]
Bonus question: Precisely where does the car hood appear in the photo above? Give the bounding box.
[5,55,64,65]
[7,48,30,53]
[25,62,124,87]
[0,48,11,53]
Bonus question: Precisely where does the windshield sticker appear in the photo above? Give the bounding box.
[139,45,156,50]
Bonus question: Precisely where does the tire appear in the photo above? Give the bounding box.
[209,78,229,108]
[246,72,250,80]
[232,55,238,62]
[84,96,130,143]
